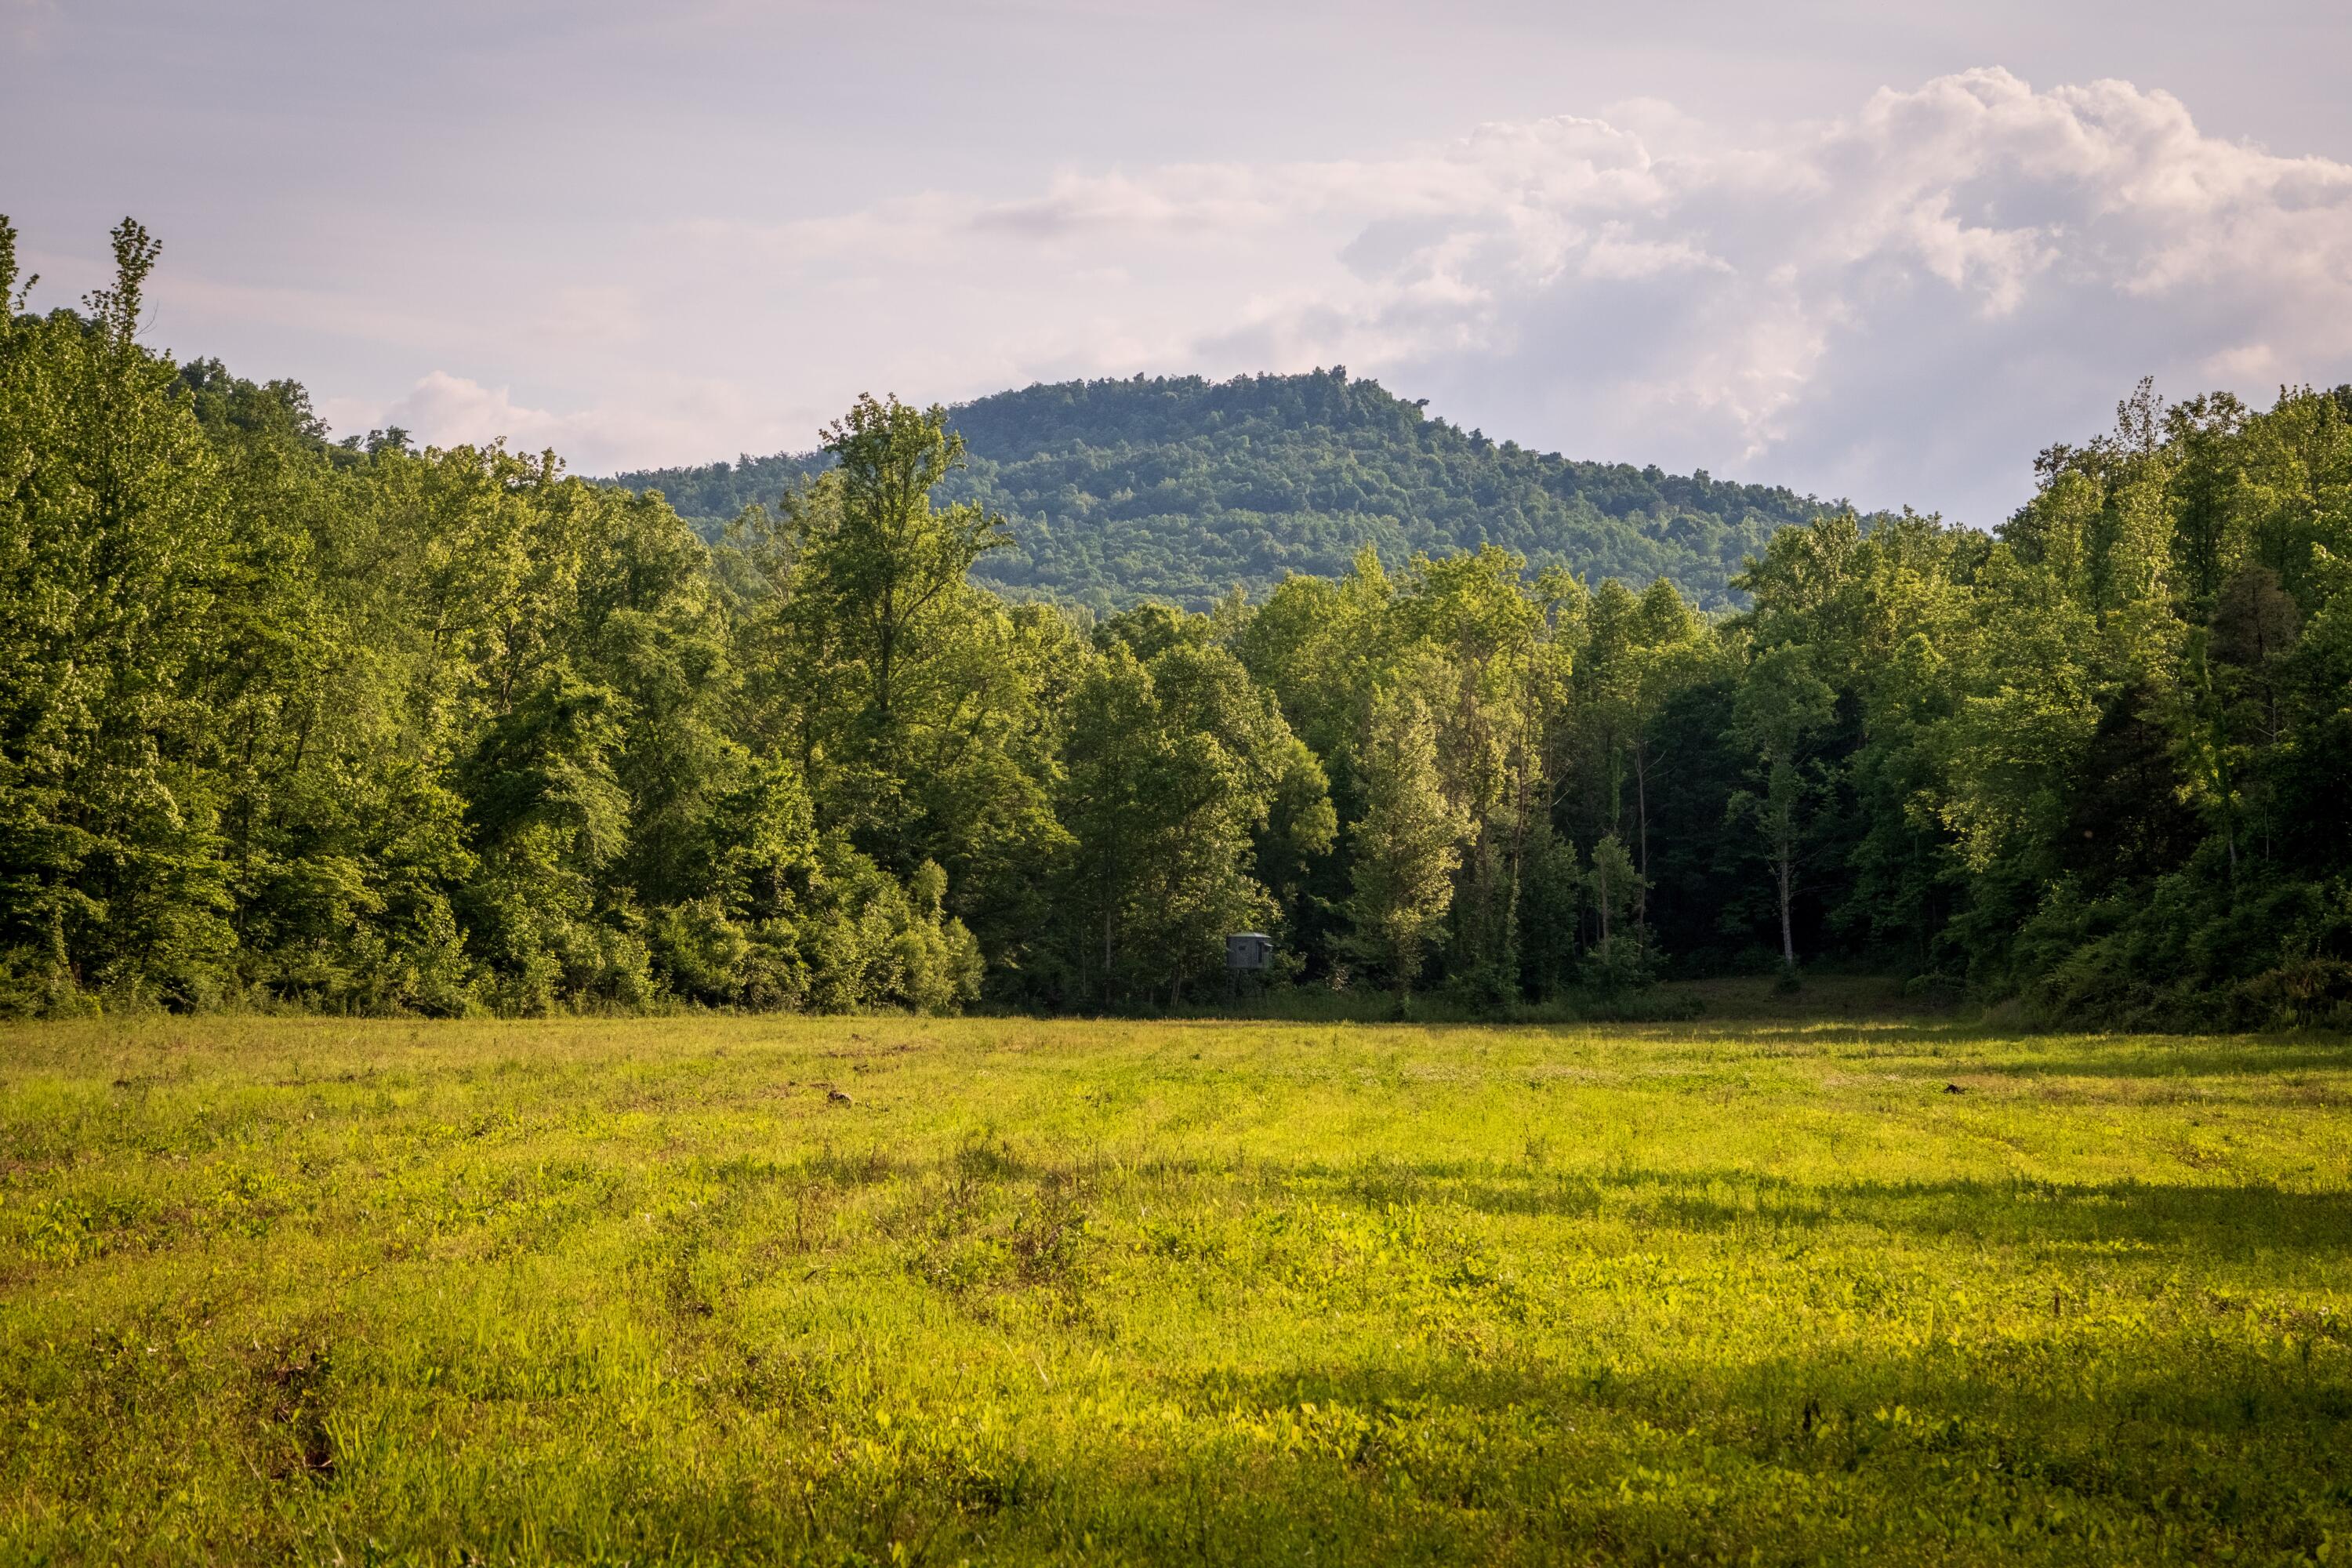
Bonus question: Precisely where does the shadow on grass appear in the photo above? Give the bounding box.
[1296,1157,2352,1260]
[1960,1046,2352,1081]
[1189,1338,2352,1443]
[700,1135,2352,1265]
[1635,1019,1997,1051]
[1178,1334,2352,1555]
[1595,1019,2352,1079]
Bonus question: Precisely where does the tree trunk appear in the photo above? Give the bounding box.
[1102,897,1114,1011]
[1777,850,1796,968]
[1633,744,1650,927]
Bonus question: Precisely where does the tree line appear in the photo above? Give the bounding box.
[4,222,2348,1025]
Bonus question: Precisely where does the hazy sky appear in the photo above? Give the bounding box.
[6,1,2350,525]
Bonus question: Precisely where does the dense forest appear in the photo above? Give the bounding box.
[612,371,1828,611]
[5,221,2350,1026]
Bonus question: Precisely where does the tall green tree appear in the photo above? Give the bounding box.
[1058,638,1316,1007]
[1344,681,1469,997]
[0,219,238,1006]
[1727,644,1837,971]
[795,394,1011,733]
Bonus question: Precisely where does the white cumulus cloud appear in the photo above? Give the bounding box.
[333,68,2352,524]
[320,370,803,477]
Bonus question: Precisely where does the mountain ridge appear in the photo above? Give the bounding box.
[611,367,1840,609]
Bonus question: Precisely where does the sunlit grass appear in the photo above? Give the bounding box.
[3,1003,2348,1564]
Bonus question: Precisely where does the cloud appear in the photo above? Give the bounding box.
[299,68,2350,524]
[320,370,805,476]
[662,66,2350,523]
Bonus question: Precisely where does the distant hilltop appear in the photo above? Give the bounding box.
[608,368,1836,610]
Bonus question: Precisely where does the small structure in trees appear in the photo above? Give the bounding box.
[1225,931,1273,1000]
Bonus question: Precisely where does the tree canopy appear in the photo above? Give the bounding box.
[6,220,2350,1029]
[612,369,1832,612]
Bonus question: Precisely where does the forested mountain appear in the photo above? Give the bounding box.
[612,370,1829,610]
[6,219,2350,1029]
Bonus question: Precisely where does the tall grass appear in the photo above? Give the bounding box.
[2,1010,2347,1563]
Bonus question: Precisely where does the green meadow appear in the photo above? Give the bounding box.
[4,995,2350,1565]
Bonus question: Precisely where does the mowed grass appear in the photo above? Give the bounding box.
[3,1000,2350,1566]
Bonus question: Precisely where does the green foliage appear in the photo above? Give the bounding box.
[615,367,1830,611]
[0,224,996,1018]
[1726,644,1838,968]
[6,216,2350,1024]
[1580,833,1653,994]
[1056,630,1319,1006]
[1343,679,1469,992]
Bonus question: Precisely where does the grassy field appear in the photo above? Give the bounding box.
[3,993,2350,1565]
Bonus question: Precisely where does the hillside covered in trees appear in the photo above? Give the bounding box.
[612,370,1829,610]
[5,220,2351,1029]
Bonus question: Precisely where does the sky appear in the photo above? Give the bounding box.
[5,0,2350,527]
